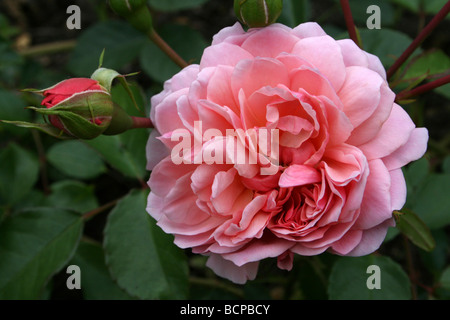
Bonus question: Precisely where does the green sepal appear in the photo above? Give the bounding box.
[0,120,73,139]
[102,103,134,136]
[91,67,142,113]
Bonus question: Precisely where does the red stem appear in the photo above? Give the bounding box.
[339,0,360,48]
[387,1,450,80]
[396,74,450,101]
[131,116,153,129]
[148,30,189,69]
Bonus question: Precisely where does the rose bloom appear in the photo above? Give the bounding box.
[146,22,428,284]
[41,78,105,131]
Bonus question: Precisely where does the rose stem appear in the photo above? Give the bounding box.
[82,197,121,221]
[403,235,418,300]
[395,74,450,101]
[31,130,50,195]
[147,29,189,69]
[130,116,154,129]
[189,277,244,298]
[387,1,450,80]
[17,39,76,57]
[339,0,361,48]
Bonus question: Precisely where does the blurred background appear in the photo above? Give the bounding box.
[0,0,449,300]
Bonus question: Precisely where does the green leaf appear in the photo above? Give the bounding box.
[404,158,429,205]
[442,155,450,174]
[328,255,411,300]
[390,0,450,16]
[84,127,148,180]
[68,21,146,77]
[47,140,107,180]
[0,143,39,206]
[46,180,99,214]
[278,0,311,28]
[148,0,210,12]
[402,49,450,81]
[409,172,450,229]
[402,158,450,229]
[440,267,450,291]
[140,23,207,83]
[0,88,31,136]
[419,229,448,274]
[358,28,413,68]
[0,208,83,299]
[70,240,134,300]
[394,209,436,252]
[103,189,189,299]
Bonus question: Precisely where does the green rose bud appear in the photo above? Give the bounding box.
[234,0,283,28]
[108,0,146,14]
[108,0,153,33]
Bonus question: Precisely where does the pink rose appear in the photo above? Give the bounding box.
[146,22,428,284]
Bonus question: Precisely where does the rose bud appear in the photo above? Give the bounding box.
[108,0,153,33]
[234,0,283,28]
[32,78,115,140]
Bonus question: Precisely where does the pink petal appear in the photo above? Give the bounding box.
[382,127,429,170]
[358,104,416,160]
[241,24,299,58]
[277,251,294,271]
[346,219,394,256]
[146,129,169,171]
[211,169,247,215]
[365,52,387,80]
[289,67,342,107]
[206,254,259,284]
[291,22,327,38]
[206,65,239,114]
[322,144,366,186]
[338,66,384,128]
[330,229,363,255]
[291,35,346,91]
[389,168,407,211]
[231,57,290,102]
[211,22,247,46]
[279,164,321,187]
[147,191,164,221]
[154,88,188,135]
[337,39,369,68]
[222,234,294,266]
[148,157,195,197]
[150,65,199,114]
[346,81,395,146]
[200,42,253,69]
[290,243,328,256]
[167,64,200,92]
[354,159,392,230]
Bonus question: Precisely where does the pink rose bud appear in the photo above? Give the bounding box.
[35,78,115,139]
[234,0,283,28]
